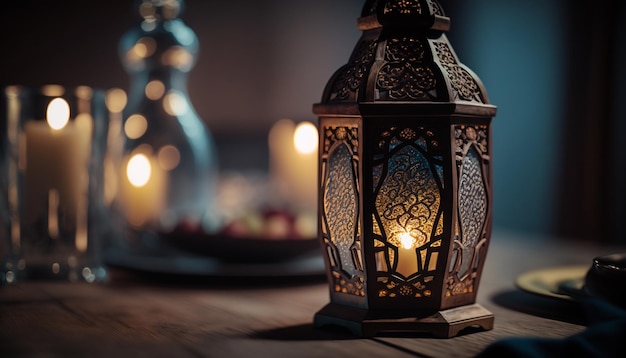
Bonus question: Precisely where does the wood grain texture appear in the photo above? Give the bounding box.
[1,230,624,357]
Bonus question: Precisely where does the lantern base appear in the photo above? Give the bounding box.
[313,302,494,338]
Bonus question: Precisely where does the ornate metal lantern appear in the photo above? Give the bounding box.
[313,0,497,338]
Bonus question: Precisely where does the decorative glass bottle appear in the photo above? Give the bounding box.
[116,0,218,247]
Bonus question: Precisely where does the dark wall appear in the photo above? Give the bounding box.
[2,0,625,242]
[0,0,363,134]
[444,0,626,243]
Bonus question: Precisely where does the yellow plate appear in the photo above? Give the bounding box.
[515,265,589,301]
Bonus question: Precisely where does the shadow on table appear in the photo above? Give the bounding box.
[488,289,588,326]
[251,323,358,341]
[252,322,489,341]
[106,267,328,290]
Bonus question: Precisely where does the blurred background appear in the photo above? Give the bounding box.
[1,0,624,244]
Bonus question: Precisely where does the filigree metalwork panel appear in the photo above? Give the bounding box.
[329,40,378,102]
[376,37,438,101]
[433,41,483,103]
[321,126,364,296]
[430,0,443,16]
[367,0,443,19]
[325,144,357,274]
[384,0,423,15]
[372,126,445,299]
[446,125,489,297]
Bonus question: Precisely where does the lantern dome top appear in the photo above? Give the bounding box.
[317,0,496,116]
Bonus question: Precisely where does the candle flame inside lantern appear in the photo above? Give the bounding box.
[400,233,415,250]
[127,153,151,187]
[293,122,318,154]
[46,98,70,130]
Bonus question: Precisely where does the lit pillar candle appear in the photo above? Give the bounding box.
[118,146,167,228]
[103,88,127,207]
[269,118,295,199]
[23,97,92,251]
[269,119,318,215]
[395,233,419,278]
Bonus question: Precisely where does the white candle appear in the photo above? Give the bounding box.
[118,146,167,228]
[103,88,127,207]
[395,233,418,277]
[23,98,92,251]
[268,119,318,215]
[269,118,294,196]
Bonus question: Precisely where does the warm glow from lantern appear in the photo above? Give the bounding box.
[46,98,70,130]
[400,233,415,250]
[127,154,151,187]
[293,121,318,154]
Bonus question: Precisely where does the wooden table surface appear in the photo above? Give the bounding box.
[1,230,624,358]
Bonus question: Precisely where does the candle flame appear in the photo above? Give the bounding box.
[46,98,70,130]
[400,233,415,250]
[127,154,151,187]
[293,122,318,154]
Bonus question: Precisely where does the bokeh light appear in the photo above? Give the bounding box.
[127,153,151,187]
[293,121,318,154]
[46,98,70,130]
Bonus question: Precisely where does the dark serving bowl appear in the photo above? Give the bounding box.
[584,253,626,309]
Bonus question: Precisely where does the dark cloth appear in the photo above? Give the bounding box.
[477,298,626,358]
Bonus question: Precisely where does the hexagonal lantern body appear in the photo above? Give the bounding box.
[313,0,497,338]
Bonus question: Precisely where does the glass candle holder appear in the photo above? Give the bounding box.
[1,85,114,283]
[113,0,218,254]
